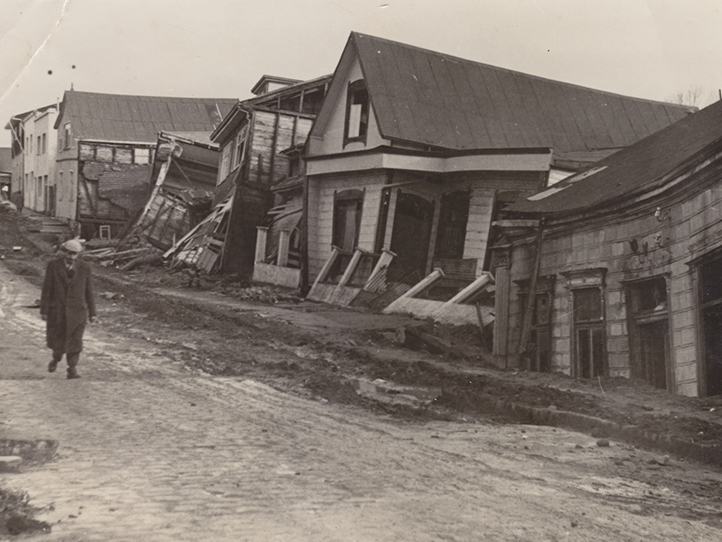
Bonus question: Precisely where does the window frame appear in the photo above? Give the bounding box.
[561,268,607,379]
[343,79,370,146]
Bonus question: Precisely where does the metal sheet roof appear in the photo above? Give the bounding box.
[508,99,722,215]
[352,33,694,153]
[55,91,237,143]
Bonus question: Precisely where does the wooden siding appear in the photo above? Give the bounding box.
[307,171,385,280]
[248,111,314,186]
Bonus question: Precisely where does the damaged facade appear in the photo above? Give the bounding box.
[52,90,236,240]
[164,75,330,280]
[135,131,220,250]
[497,100,722,397]
[302,32,694,326]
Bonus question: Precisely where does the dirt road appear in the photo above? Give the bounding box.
[2,262,722,541]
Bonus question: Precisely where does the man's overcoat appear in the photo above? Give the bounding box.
[40,258,96,353]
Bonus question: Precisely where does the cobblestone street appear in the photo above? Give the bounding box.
[2,262,722,541]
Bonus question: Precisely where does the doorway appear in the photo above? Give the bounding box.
[389,191,434,279]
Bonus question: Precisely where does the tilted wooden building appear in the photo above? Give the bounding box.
[164,75,331,280]
[302,32,694,324]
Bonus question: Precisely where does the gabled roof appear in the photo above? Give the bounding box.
[54,90,237,143]
[313,32,694,155]
[508,99,722,215]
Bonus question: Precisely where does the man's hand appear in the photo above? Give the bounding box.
[41,314,47,321]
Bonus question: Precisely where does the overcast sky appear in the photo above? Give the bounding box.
[2,0,721,147]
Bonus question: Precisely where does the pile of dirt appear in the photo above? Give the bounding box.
[3,210,722,451]
[0,488,50,537]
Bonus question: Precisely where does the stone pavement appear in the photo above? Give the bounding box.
[2,263,722,541]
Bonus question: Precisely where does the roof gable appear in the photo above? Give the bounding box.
[320,32,694,154]
[55,90,237,143]
[508,99,722,215]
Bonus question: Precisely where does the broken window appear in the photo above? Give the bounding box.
[232,126,247,171]
[219,143,231,183]
[573,288,605,378]
[344,79,369,144]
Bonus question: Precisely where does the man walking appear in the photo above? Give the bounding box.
[40,239,96,379]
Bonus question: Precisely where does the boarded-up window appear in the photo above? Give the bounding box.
[115,148,132,164]
[134,148,150,165]
[96,146,113,162]
[344,80,369,144]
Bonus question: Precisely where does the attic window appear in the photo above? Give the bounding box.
[344,79,369,145]
[63,123,71,149]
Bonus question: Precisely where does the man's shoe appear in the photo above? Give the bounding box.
[67,369,81,379]
[48,361,58,373]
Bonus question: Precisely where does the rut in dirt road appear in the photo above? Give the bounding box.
[2,262,722,541]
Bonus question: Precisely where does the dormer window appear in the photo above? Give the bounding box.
[344,79,369,145]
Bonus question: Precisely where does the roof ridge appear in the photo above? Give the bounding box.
[351,32,696,111]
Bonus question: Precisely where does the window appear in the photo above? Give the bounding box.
[42,133,46,154]
[219,143,231,183]
[626,277,669,390]
[333,189,364,252]
[58,171,63,200]
[563,268,607,379]
[37,136,41,155]
[517,275,556,373]
[63,123,71,149]
[573,288,605,378]
[28,136,32,154]
[232,127,247,171]
[134,148,150,165]
[344,79,369,144]
[69,170,74,201]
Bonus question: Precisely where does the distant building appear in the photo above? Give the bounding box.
[4,104,59,213]
[0,147,11,195]
[52,89,236,239]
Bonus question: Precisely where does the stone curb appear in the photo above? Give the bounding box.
[465,394,722,467]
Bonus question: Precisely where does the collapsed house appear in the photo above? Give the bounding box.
[493,99,722,397]
[163,75,331,281]
[133,131,220,250]
[52,89,236,240]
[301,32,694,326]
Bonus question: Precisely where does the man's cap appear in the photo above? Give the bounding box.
[62,239,83,253]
